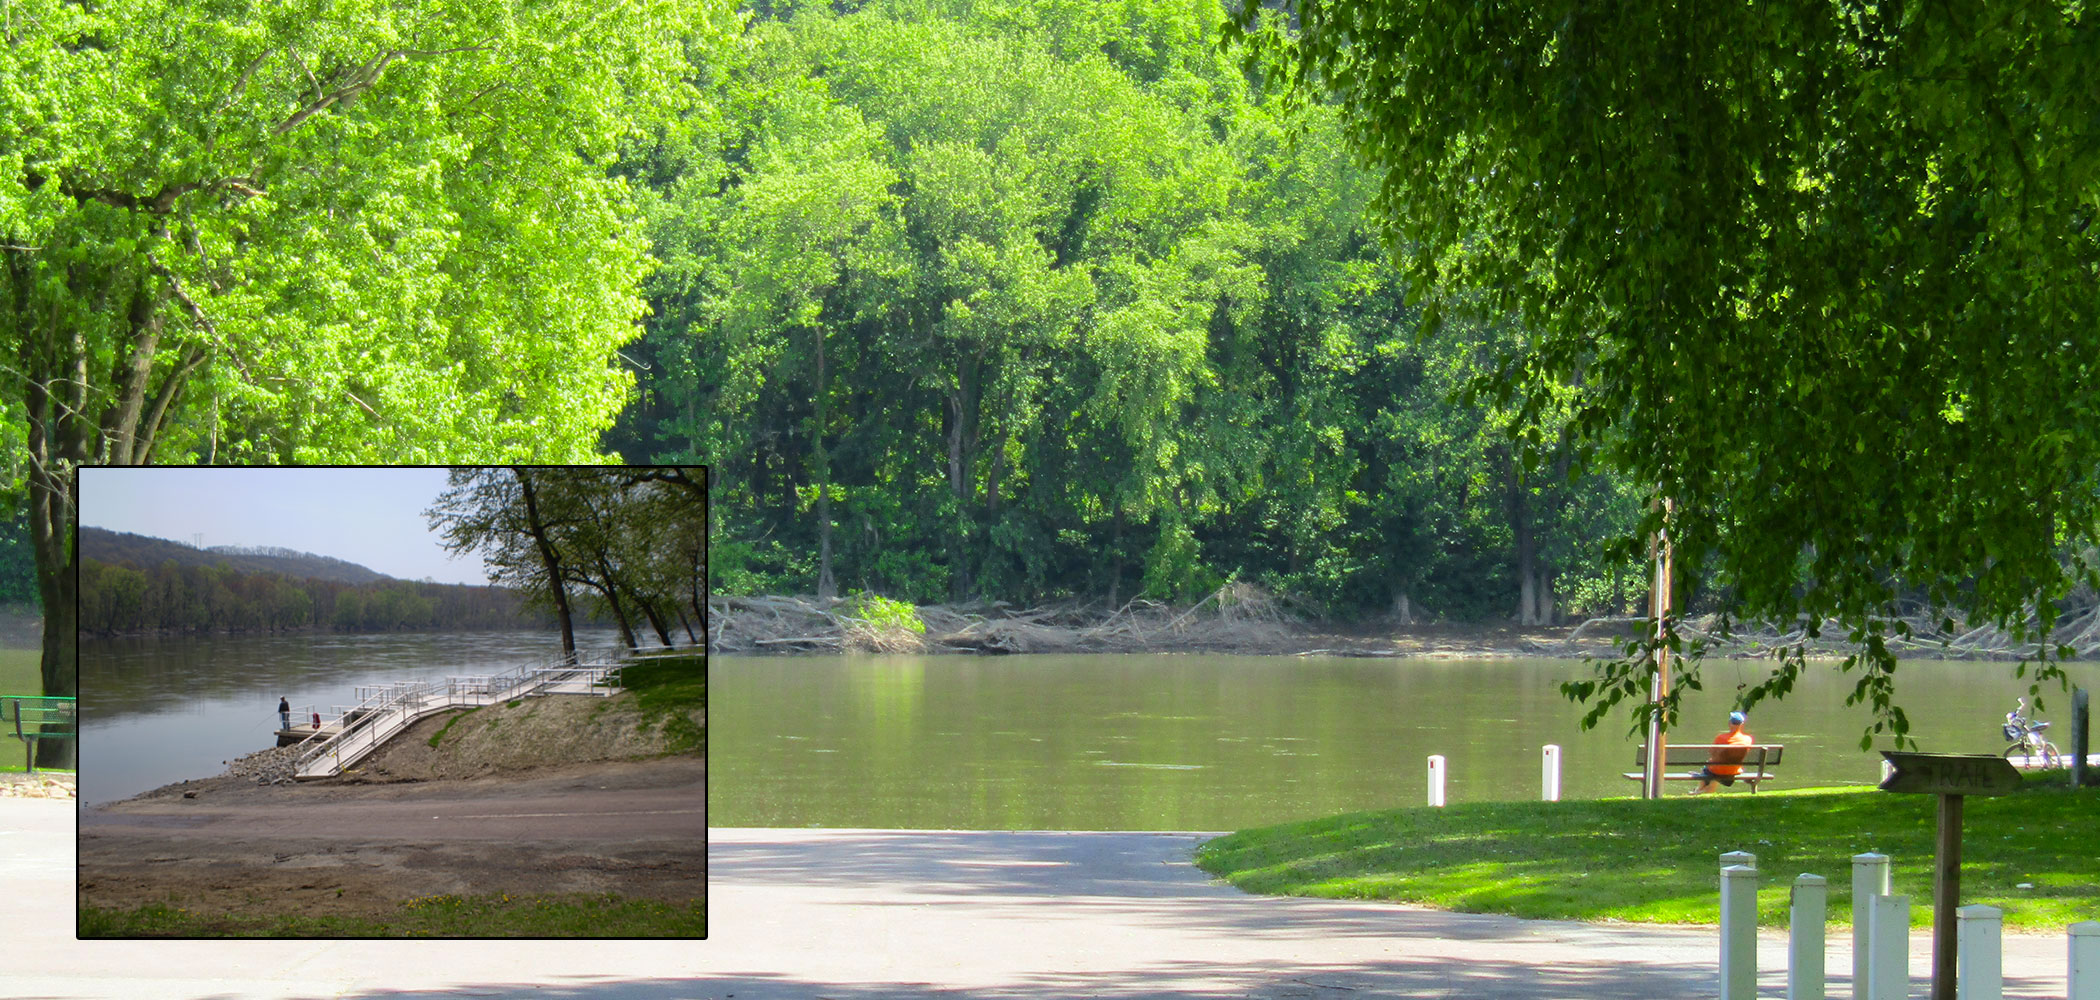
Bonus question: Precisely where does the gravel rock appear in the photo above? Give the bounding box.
[0,772,76,799]
[222,743,307,786]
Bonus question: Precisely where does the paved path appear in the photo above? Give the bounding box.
[9,808,2079,999]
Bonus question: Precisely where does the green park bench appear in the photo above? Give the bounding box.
[2,696,77,773]
[1623,743,1785,792]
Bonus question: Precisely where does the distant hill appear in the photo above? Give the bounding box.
[80,527,394,584]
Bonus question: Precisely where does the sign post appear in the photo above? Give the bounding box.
[1878,751,2021,1000]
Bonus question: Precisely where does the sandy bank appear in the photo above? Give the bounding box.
[80,689,706,926]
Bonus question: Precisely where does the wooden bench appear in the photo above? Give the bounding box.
[1623,744,1784,792]
[2,696,77,773]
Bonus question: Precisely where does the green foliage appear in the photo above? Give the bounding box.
[0,507,35,606]
[1140,519,1218,602]
[842,593,926,635]
[617,0,1646,620]
[3,0,737,724]
[1233,0,2100,731]
[77,557,528,635]
[427,468,707,649]
[2,0,734,465]
[1196,779,2100,932]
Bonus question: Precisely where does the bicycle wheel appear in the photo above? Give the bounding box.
[2041,741,2063,770]
[2004,743,2042,768]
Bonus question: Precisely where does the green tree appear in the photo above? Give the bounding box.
[1234,0,2100,738]
[428,467,706,651]
[606,0,1649,623]
[2,0,732,751]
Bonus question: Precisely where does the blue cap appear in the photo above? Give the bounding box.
[1729,711,1747,725]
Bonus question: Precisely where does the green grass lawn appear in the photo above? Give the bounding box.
[1194,773,2098,932]
[616,652,705,754]
[79,892,705,938]
[1,646,55,773]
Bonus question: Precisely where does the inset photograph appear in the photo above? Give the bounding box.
[75,466,706,938]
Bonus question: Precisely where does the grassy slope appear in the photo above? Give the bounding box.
[1194,774,2097,931]
[616,652,706,754]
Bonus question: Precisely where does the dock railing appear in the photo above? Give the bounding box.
[292,644,635,779]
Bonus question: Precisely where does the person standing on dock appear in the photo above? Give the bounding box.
[278,697,291,732]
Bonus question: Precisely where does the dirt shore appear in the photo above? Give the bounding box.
[79,756,705,920]
[78,693,705,926]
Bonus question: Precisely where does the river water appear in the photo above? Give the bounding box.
[78,628,623,805]
[81,637,2096,824]
[711,653,2100,831]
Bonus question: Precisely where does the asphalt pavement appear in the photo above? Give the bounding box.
[7,804,2080,999]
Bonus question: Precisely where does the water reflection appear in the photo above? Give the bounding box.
[79,628,623,805]
[713,653,2099,831]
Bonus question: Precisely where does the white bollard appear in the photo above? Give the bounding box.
[1867,893,1909,1000]
[1426,754,1446,807]
[2073,922,2100,1000]
[1721,864,1759,1000]
[1722,850,1758,872]
[1956,904,2001,1000]
[1853,852,1891,1000]
[1542,744,1561,802]
[1791,873,1827,1000]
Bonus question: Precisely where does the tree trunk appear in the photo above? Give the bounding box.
[1393,591,1413,625]
[946,389,973,600]
[1513,481,1538,625]
[814,325,835,602]
[637,595,675,647]
[513,468,577,658]
[27,446,77,770]
[21,334,83,768]
[587,558,640,650]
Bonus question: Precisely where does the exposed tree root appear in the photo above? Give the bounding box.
[1550,602,2100,661]
[709,583,1310,656]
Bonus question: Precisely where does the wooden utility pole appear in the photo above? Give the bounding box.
[1642,498,1674,800]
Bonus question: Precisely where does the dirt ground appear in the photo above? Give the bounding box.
[79,757,705,918]
[78,693,705,923]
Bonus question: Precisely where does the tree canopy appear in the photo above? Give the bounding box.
[428,467,708,655]
[1231,0,2100,738]
[613,0,1645,622]
[2,0,733,721]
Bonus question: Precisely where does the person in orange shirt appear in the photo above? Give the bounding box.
[1690,711,1754,794]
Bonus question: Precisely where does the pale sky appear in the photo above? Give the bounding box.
[77,467,493,585]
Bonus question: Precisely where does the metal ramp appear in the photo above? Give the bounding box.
[291,647,627,780]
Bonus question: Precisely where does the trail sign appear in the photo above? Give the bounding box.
[1878,752,2020,796]
[1877,752,2023,1000]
